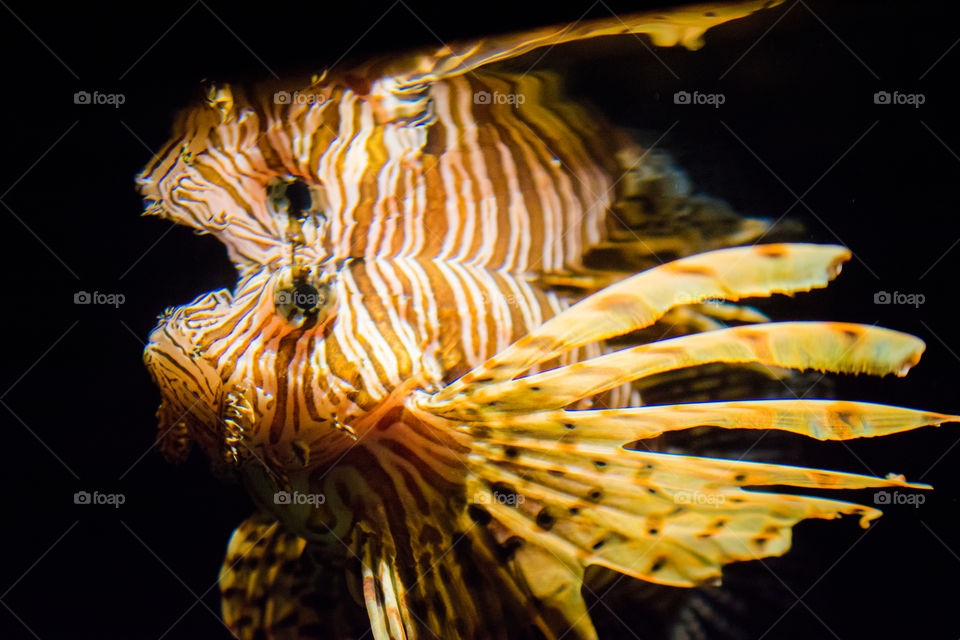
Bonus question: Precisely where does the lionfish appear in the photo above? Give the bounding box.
[137,2,956,638]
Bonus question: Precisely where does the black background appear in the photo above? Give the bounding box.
[1,1,959,638]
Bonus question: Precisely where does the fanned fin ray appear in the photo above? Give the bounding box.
[339,433,597,640]
[463,400,958,444]
[434,243,850,403]
[433,322,924,414]
[408,242,953,628]
[461,460,881,589]
[355,524,598,640]
[219,513,360,640]
[360,1,784,89]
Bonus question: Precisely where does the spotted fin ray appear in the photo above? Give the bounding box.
[438,321,927,413]
[219,513,367,639]
[430,243,851,405]
[403,242,958,634]
[337,451,584,640]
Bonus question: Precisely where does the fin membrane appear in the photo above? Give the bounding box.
[219,512,366,639]
[431,242,852,405]
[338,437,596,639]
[368,1,785,87]
[405,242,958,636]
[588,150,784,274]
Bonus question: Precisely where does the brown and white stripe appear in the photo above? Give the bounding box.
[138,70,628,278]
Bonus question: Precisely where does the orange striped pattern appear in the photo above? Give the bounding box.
[135,3,956,639]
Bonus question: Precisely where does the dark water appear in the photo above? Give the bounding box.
[0,1,957,638]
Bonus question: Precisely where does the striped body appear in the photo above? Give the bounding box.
[142,71,624,273]
[141,64,648,481]
[138,4,956,639]
[145,259,612,467]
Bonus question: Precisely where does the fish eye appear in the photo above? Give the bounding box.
[266,177,328,247]
[267,177,313,216]
[285,179,312,215]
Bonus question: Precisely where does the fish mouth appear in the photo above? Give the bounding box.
[138,193,171,220]
[145,338,261,467]
[142,310,228,461]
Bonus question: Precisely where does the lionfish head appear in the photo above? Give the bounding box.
[138,82,357,467]
[136,82,337,269]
